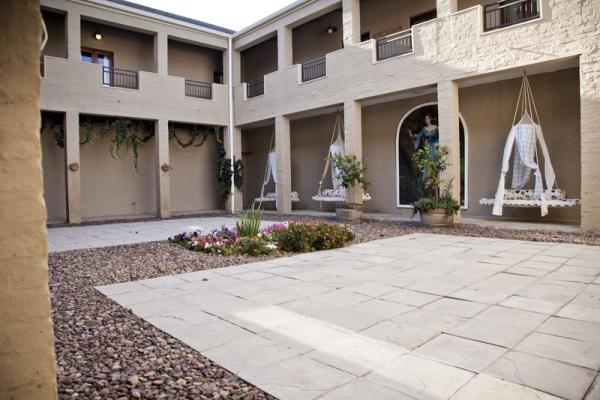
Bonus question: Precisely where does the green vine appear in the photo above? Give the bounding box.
[216,129,244,201]
[40,112,65,148]
[82,116,154,172]
[168,122,218,148]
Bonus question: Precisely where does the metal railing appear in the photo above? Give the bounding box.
[102,66,138,89]
[40,56,45,77]
[246,77,265,98]
[484,0,539,31]
[301,57,326,82]
[376,29,413,61]
[185,79,212,99]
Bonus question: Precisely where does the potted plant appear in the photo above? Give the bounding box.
[411,145,460,226]
[329,153,369,220]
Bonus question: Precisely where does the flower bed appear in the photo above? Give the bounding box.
[169,221,355,256]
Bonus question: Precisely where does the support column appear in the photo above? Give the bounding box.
[223,48,241,85]
[155,119,170,218]
[580,54,600,231]
[275,116,292,214]
[342,0,361,47]
[277,26,293,71]
[438,80,461,219]
[224,126,243,213]
[153,32,168,76]
[64,111,81,224]
[436,0,458,18]
[66,10,81,61]
[344,100,364,205]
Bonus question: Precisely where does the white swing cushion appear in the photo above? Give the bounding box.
[312,189,371,203]
[480,188,579,208]
[254,191,300,203]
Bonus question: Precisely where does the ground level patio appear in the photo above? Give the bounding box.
[49,216,600,399]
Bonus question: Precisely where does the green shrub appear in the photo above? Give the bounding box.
[236,205,263,237]
[313,222,355,250]
[239,237,277,256]
[412,194,460,216]
[274,222,318,252]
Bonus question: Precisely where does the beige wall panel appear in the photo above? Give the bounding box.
[169,130,222,213]
[81,20,155,72]
[79,127,157,220]
[241,37,277,83]
[41,126,67,223]
[360,0,437,37]
[168,40,223,82]
[242,126,274,209]
[42,9,66,58]
[292,9,343,65]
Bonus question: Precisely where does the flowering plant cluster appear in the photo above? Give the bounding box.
[169,220,354,256]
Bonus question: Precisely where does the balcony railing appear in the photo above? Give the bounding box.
[246,77,265,98]
[185,79,212,99]
[376,29,413,61]
[102,66,138,89]
[40,56,45,77]
[301,57,326,82]
[484,0,539,31]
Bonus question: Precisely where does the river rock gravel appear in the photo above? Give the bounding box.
[49,219,599,399]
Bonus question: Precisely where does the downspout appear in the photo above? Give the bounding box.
[227,36,235,214]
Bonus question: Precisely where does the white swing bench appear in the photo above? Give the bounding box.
[254,140,300,206]
[312,113,371,204]
[479,74,579,216]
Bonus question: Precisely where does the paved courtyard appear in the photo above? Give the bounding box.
[98,233,600,400]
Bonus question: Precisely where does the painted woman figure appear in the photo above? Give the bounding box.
[411,114,439,152]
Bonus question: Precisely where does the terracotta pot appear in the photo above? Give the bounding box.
[420,208,454,226]
[336,208,362,221]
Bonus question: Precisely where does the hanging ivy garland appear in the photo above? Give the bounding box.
[81,116,155,172]
[168,122,216,148]
[40,112,65,148]
[215,129,244,200]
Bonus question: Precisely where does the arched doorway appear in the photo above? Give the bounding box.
[396,102,468,207]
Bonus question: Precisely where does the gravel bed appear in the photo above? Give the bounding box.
[49,219,599,399]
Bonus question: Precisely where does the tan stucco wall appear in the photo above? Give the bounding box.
[292,9,343,64]
[41,121,67,223]
[42,9,66,58]
[169,129,222,213]
[360,0,437,37]
[81,19,155,72]
[79,126,157,220]
[168,39,223,83]
[0,1,58,398]
[241,37,277,83]
[242,126,274,209]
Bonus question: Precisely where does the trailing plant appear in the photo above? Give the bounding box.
[168,122,218,148]
[81,116,154,172]
[236,205,263,238]
[40,112,65,148]
[328,154,369,191]
[216,129,244,201]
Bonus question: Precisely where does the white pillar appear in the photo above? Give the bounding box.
[155,119,170,218]
[277,26,293,70]
[223,48,241,85]
[344,100,364,205]
[224,126,243,213]
[438,80,461,219]
[64,111,81,224]
[436,0,458,18]
[154,32,168,76]
[66,11,80,61]
[580,54,600,231]
[275,116,292,214]
[342,0,361,47]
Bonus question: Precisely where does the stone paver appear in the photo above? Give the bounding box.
[99,233,600,400]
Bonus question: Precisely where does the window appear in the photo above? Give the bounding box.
[360,32,371,42]
[81,47,113,84]
[410,10,437,26]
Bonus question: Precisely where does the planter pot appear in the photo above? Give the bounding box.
[336,208,362,221]
[420,208,454,226]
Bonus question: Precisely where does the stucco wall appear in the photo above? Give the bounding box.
[168,39,223,83]
[80,19,155,72]
[79,125,157,220]
[360,0,436,37]
[292,9,343,64]
[242,126,274,209]
[241,37,277,83]
[41,120,66,223]
[42,9,66,58]
[169,128,222,213]
[0,1,58,398]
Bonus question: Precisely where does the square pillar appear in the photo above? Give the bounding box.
[275,116,292,214]
[153,32,168,76]
[580,54,600,231]
[342,0,361,47]
[436,0,457,18]
[224,126,243,213]
[64,111,81,224]
[155,119,170,218]
[223,47,241,86]
[277,26,293,70]
[438,80,461,219]
[344,100,364,205]
[66,10,81,61]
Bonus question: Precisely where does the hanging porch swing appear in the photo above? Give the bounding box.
[479,74,579,216]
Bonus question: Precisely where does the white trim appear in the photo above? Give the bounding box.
[395,102,469,209]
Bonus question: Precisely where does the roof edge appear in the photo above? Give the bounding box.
[232,0,315,38]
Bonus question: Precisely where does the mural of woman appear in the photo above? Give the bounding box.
[410,114,439,152]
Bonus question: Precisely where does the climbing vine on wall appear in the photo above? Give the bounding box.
[81,116,155,172]
[168,122,218,148]
[216,129,244,200]
[40,112,65,148]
